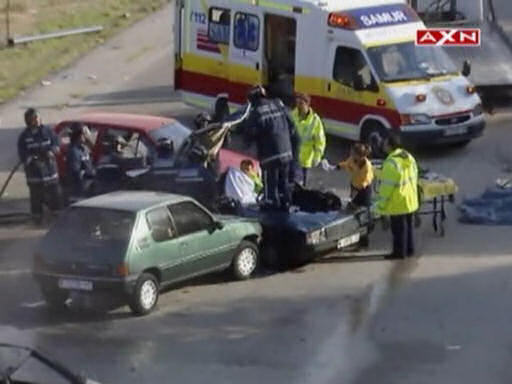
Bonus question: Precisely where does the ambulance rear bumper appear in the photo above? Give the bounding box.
[400,116,485,145]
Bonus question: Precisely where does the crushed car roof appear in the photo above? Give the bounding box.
[70,112,177,132]
[72,191,190,212]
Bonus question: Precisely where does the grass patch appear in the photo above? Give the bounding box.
[0,0,169,103]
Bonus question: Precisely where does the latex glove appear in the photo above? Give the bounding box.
[321,159,336,172]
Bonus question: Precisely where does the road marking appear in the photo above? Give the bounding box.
[21,301,46,308]
[0,269,31,276]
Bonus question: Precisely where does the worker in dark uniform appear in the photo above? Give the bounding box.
[17,108,61,224]
[67,122,95,197]
[244,85,299,210]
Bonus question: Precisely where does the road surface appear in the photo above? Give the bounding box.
[1,3,512,384]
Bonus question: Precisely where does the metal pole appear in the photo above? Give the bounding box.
[5,0,11,45]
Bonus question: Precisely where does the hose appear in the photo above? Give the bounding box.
[0,161,22,199]
[0,161,32,224]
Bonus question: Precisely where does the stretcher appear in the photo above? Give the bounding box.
[372,160,458,237]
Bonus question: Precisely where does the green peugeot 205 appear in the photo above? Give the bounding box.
[33,191,262,315]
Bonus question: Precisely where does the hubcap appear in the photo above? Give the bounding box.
[140,280,157,310]
[238,248,257,276]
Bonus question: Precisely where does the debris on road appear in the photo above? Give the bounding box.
[41,80,52,86]
[446,345,462,351]
[88,74,98,80]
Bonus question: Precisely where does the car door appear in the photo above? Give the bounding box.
[168,201,236,276]
[144,206,188,284]
[325,45,380,140]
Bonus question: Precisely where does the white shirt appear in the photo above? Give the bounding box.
[224,167,257,205]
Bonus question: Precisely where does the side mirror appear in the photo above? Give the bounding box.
[462,60,471,77]
[151,227,170,242]
[353,74,365,91]
[209,220,224,233]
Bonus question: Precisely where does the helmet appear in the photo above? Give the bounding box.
[194,112,211,129]
[247,85,266,103]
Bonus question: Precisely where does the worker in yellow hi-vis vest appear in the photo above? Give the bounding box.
[291,93,326,187]
[376,132,419,259]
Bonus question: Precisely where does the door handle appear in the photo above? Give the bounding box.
[327,82,331,92]
[255,62,260,70]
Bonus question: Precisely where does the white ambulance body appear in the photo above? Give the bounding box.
[174,0,485,146]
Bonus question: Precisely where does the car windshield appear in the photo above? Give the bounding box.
[43,207,136,259]
[367,41,458,82]
[148,121,191,152]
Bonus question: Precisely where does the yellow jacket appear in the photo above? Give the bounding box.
[291,108,326,168]
[247,170,263,194]
[376,148,419,216]
[338,157,373,190]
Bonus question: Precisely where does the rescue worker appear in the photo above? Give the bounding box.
[291,93,326,186]
[67,122,95,197]
[244,85,299,210]
[336,143,373,209]
[376,133,419,259]
[17,108,61,224]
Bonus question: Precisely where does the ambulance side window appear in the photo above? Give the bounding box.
[234,12,260,51]
[333,46,377,91]
[208,7,230,44]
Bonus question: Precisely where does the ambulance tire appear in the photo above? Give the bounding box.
[449,139,471,148]
[362,122,387,158]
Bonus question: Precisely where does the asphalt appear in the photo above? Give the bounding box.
[1,3,512,384]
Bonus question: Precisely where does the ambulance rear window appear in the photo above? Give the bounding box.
[234,12,260,51]
[208,7,230,44]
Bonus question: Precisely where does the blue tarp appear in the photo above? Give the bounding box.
[458,187,512,225]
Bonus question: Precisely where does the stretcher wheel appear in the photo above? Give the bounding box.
[414,214,422,228]
[449,194,455,203]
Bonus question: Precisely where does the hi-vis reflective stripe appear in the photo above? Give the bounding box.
[379,176,416,187]
[302,114,319,142]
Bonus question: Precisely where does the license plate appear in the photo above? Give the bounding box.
[337,233,360,249]
[58,279,93,291]
[444,126,468,136]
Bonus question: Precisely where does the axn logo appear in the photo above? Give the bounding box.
[416,29,481,46]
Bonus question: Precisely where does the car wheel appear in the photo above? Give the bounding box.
[41,285,68,310]
[129,273,159,316]
[362,122,388,158]
[232,241,259,280]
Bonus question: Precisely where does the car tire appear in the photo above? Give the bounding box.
[129,273,159,316]
[232,240,259,280]
[362,122,388,158]
[41,285,68,310]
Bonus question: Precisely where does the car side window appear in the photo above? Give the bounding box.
[146,207,176,243]
[333,46,377,91]
[169,202,213,237]
[58,123,98,148]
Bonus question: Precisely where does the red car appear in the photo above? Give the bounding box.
[54,112,253,179]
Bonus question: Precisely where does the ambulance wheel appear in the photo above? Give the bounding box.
[362,122,387,158]
[450,139,471,148]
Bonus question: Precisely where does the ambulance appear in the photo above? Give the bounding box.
[174,0,485,147]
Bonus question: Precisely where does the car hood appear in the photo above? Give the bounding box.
[384,76,481,115]
[215,214,259,224]
[241,209,356,232]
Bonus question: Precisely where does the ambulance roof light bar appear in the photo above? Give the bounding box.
[328,12,358,30]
